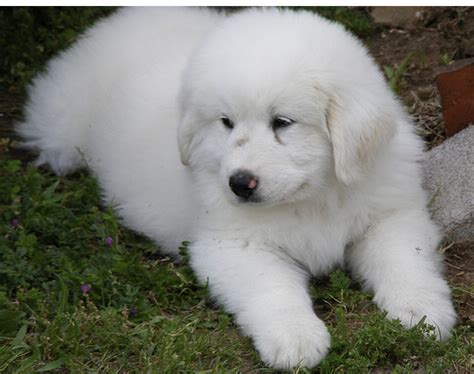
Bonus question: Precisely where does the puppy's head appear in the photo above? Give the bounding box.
[178,9,401,206]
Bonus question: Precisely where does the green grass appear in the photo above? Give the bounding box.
[0,158,258,372]
[0,7,116,91]
[0,158,472,372]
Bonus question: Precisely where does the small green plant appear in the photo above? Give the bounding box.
[384,52,415,95]
[440,52,454,66]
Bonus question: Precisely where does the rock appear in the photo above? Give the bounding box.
[423,126,474,243]
[417,85,434,101]
[371,7,425,30]
[435,58,474,137]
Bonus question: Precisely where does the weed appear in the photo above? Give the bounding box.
[384,53,415,95]
[440,52,454,65]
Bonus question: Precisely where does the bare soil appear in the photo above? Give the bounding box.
[367,7,474,147]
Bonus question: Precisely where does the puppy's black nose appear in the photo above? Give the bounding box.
[229,171,258,199]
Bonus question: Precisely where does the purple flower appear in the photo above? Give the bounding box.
[11,218,20,228]
[80,283,92,294]
[105,236,113,247]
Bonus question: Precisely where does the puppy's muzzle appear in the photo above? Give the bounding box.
[229,171,258,200]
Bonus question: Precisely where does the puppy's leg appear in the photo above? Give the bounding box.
[347,208,456,339]
[190,239,330,370]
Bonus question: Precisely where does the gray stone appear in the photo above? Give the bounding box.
[371,6,425,30]
[422,125,474,242]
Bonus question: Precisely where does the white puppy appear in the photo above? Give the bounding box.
[18,7,456,370]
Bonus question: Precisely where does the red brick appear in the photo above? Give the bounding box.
[435,58,474,137]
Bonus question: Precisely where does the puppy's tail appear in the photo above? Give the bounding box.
[16,56,93,176]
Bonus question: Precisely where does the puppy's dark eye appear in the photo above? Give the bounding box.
[272,116,294,130]
[220,117,234,130]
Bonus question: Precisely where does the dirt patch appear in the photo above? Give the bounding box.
[366,7,474,147]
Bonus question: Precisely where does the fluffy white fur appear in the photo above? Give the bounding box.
[18,7,456,370]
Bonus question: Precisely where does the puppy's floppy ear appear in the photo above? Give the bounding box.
[326,90,398,185]
[177,112,195,166]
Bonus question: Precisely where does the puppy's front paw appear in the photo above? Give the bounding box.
[375,285,456,340]
[252,312,330,370]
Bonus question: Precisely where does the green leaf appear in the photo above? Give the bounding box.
[383,65,394,80]
[61,28,77,43]
[55,277,69,316]
[37,358,65,372]
[0,310,23,333]
[15,351,39,372]
[5,160,21,173]
[393,52,414,84]
[11,324,28,347]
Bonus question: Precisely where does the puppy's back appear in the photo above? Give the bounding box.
[17,7,221,175]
